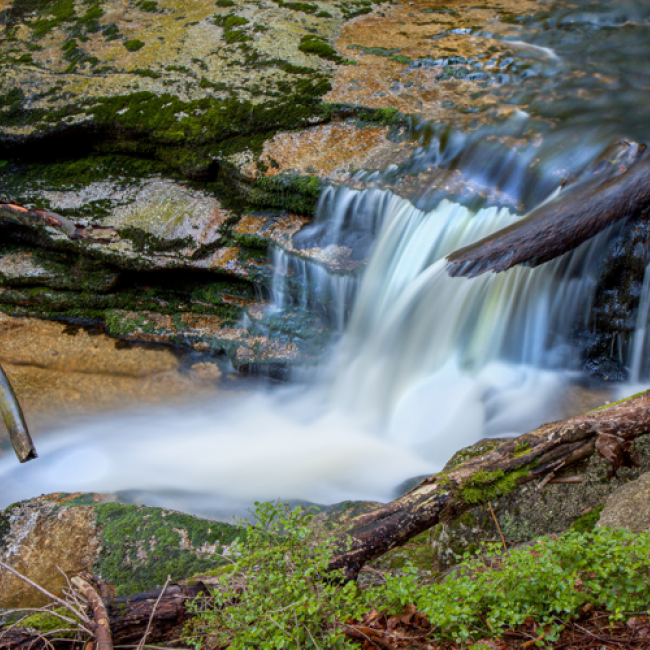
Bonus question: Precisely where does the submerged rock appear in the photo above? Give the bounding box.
[0,493,241,607]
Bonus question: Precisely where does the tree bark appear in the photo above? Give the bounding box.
[328,392,649,579]
[446,151,650,278]
[0,584,207,650]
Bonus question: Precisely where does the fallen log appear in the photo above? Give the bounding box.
[328,391,650,579]
[0,584,207,650]
[0,362,37,463]
[446,145,650,278]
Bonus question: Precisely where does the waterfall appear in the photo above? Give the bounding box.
[630,263,650,382]
[268,186,398,330]
[322,193,612,457]
[268,184,613,463]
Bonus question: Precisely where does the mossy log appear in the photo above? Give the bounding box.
[446,151,650,278]
[0,362,36,463]
[328,392,650,579]
[0,584,207,650]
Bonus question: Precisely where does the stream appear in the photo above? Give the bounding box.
[2,0,650,521]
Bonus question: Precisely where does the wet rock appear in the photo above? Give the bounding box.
[0,493,241,607]
[0,312,233,426]
[105,309,322,368]
[597,471,650,532]
[578,212,650,381]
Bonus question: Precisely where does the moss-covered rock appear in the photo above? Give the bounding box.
[428,433,650,573]
[0,493,242,606]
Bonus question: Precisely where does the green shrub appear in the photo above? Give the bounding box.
[187,502,367,649]
[187,503,650,649]
[380,528,650,645]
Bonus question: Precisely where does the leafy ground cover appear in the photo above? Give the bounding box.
[184,502,650,650]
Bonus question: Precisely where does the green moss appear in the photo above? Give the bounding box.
[102,23,121,40]
[589,390,649,412]
[216,0,236,5]
[124,39,145,52]
[511,440,531,458]
[21,610,78,636]
[273,0,318,13]
[249,172,322,215]
[131,68,162,78]
[571,505,604,533]
[137,0,159,11]
[93,502,242,595]
[299,35,347,63]
[444,439,504,471]
[460,466,532,505]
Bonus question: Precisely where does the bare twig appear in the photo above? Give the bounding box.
[136,576,170,650]
[487,502,507,551]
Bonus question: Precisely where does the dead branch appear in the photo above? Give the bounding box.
[0,363,37,463]
[446,149,650,278]
[71,577,112,650]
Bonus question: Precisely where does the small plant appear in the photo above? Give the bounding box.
[187,502,368,649]
[379,527,650,645]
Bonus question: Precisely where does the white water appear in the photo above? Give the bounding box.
[630,263,650,382]
[0,190,625,517]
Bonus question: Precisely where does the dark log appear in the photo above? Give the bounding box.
[0,584,207,650]
[0,362,37,463]
[328,392,650,579]
[446,147,650,278]
[107,584,207,648]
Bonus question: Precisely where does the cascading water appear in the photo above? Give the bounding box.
[267,186,397,330]
[630,263,650,383]
[3,0,650,519]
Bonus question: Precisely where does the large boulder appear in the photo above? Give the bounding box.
[597,471,650,532]
[0,493,240,607]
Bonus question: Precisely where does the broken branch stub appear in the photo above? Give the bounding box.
[0,363,37,463]
[446,150,650,278]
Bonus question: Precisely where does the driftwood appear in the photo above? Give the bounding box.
[328,392,650,579]
[446,145,650,278]
[0,363,37,463]
[0,584,207,650]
